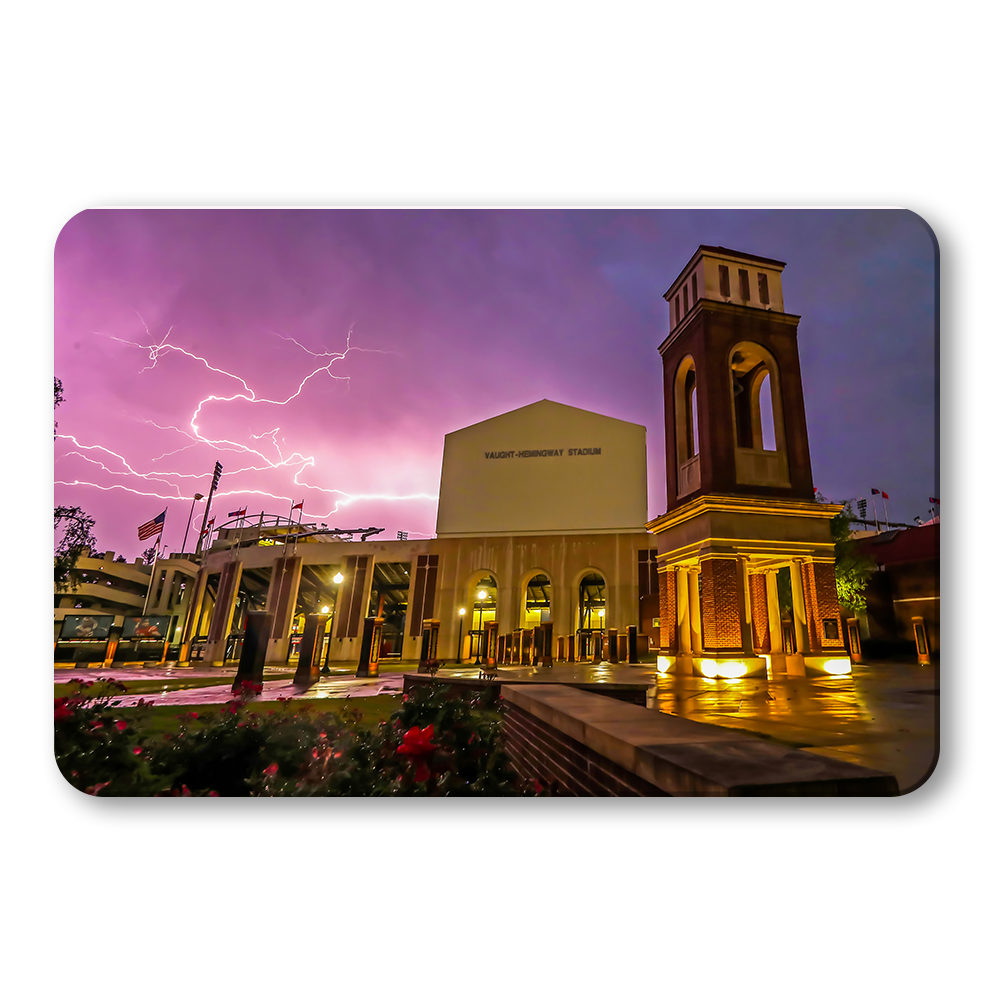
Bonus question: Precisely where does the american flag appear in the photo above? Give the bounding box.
[137,510,166,541]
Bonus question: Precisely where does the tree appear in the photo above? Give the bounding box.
[54,376,64,437]
[832,501,877,612]
[141,545,158,565]
[54,506,98,589]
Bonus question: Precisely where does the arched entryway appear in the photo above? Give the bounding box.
[467,574,497,662]
[577,571,606,659]
[522,573,551,628]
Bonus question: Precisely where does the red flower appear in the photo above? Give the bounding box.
[396,725,437,758]
[534,779,543,794]
[208,791,219,797]
[86,781,111,795]
[333,751,342,759]
[115,720,127,731]
[132,747,142,755]
[414,762,431,783]
[263,763,279,777]
[54,698,74,721]
[319,732,327,740]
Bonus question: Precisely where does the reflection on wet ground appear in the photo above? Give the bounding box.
[649,662,938,794]
[54,659,938,793]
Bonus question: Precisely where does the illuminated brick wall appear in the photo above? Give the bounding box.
[700,559,743,650]
[658,568,677,652]
[749,572,770,653]
[802,560,843,649]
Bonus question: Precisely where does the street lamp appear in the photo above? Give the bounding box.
[457,607,466,663]
[181,493,204,555]
[474,589,487,665]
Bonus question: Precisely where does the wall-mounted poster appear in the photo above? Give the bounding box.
[59,615,114,640]
[122,615,173,640]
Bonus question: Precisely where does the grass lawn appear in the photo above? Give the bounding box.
[54,675,297,699]
[113,693,404,737]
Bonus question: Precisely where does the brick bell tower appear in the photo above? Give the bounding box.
[647,246,850,678]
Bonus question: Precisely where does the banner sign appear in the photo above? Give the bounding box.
[122,615,173,640]
[60,615,114,640]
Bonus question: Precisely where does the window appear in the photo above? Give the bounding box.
[719,264,730,297]
[738,269,750,300]
[675,296,680,325]
[683,285,689,314]
[758,272,769,305]
[691,273,698,302]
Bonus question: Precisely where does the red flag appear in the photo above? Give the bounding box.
[929,497,939,505]
[881,491,889,499]
[228,507,247,518]
[291,501,304,511]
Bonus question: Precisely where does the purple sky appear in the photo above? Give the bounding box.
[54,209,937,558]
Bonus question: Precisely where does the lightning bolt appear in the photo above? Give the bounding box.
[56,321,438,528]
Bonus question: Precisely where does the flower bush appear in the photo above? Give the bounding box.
[54,678,169,796]
[55,679,542,797]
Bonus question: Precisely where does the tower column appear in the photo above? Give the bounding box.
[789,558,811,655]
[802,558,847,654]
[688,567,703,655]
[657,566,677,653]
[765,569,783,653]
[748,570,771,653]
[676,567,692,654]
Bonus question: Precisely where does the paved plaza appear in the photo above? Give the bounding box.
[55,658,938,794]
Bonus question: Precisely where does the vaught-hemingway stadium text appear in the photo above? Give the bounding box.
[483,448,602,459]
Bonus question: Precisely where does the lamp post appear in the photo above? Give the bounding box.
[320,573,344,674]
[181,493,204,555]
[457,607,466,663]
[474,589,487,665]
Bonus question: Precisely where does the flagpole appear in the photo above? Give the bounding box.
[293,503,304,556]
[234,509,247,559]
[882,494,890,527]
[142,511,166,616]
[283,500,294,556]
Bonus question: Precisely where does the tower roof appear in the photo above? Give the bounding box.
[663,245,786,300]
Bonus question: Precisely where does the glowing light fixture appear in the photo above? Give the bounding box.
[478,590,487,600]
[333,572,344,584]
[716,661,748,679]
[822,657,852,675]
[321,606,330,614]
[656,655,672,675]
[459,607,466,616]
[598,608,605,618]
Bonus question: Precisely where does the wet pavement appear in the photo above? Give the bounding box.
[54,658,938,793]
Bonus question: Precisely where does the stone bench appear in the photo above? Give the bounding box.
[501,684,899,796]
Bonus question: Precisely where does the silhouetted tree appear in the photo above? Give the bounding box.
[55,506,98,589]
